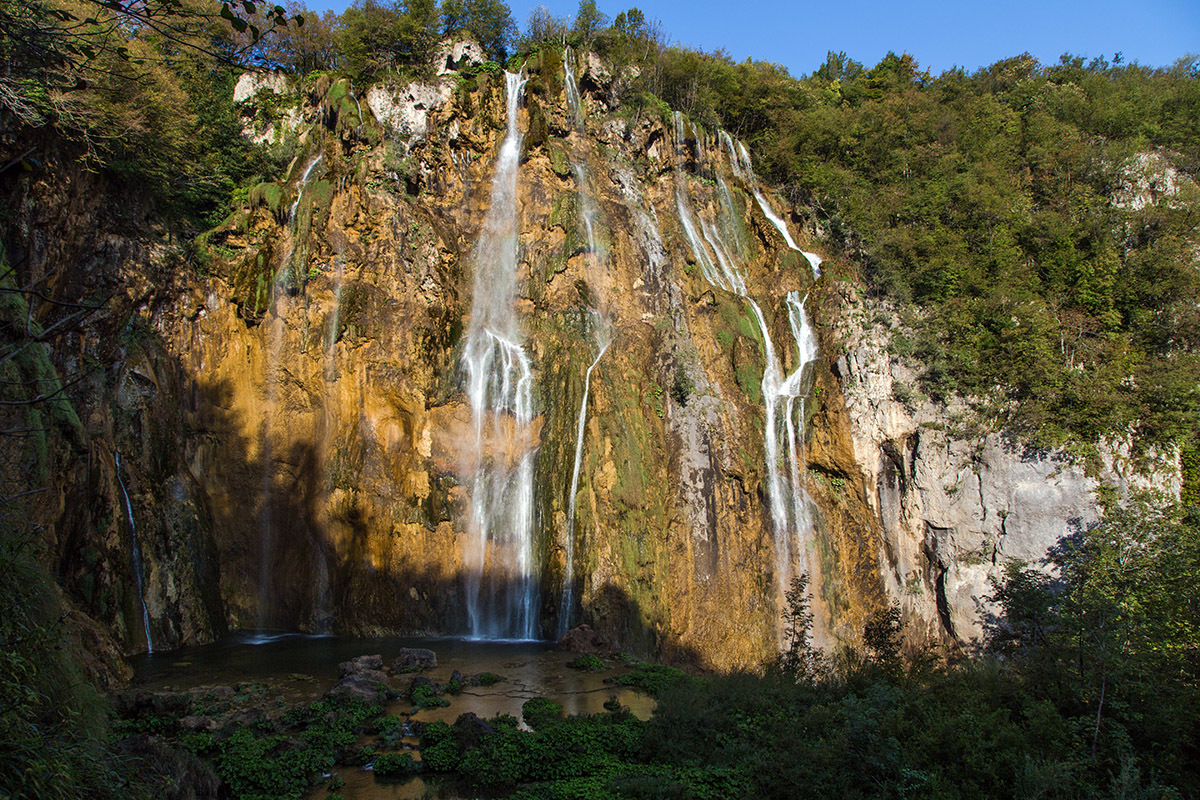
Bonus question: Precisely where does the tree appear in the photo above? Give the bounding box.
[570,0,607,45]
[776,574,822,680]
[523,5,568,47]
[862,600,903,672]
[442,0,515,62]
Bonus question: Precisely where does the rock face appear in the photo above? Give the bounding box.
[828,285,1181,643]
[2,44,1181,668]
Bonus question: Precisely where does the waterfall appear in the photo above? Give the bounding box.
[564,47,584,129]
[675,119,821,596]
[782,291,819,569]
[115,452,153,653]
[462,71,538,640]
[560,316,611,636]
[556,50,616,635]
[288,154,323,223]
[720,131,822,280]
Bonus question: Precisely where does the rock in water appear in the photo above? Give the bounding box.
[389,648,437,674]
[556,624,612,654]
[326,654,390,703]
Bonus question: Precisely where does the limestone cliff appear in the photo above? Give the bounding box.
[3,42,1180,669]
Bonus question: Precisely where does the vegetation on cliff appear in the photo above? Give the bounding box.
[4,0,1195,453]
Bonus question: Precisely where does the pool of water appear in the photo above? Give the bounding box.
[131,633,656,799]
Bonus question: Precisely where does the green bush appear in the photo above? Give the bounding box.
[522,697,564,731]
[614,664,694,696]
[372,751,419,777]
[566,654,606,671]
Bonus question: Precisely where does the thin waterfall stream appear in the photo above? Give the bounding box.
[721,132,822,279]
[674,116,821,595]
[462,71,538,640]
[116,451,153,653]
[558,49,613,635]
[560,319,611,636]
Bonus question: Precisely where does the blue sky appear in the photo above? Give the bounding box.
[310,0,1199,76]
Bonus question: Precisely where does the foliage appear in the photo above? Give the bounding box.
[335,0,440,83]
[612,662,693,696]
[475,671,505,685]
[522,697,564,730]
[566,653,606,671]
[0,521,128,800]
[594,38,1200,450]
[987,498,1200,790]
[148,695,384,800]
[441,0,516,62]
[776,574,822,680]
[372,750,420,776]
[390,507,1197,799]
[0,245,127,800]
[410,681,450,708]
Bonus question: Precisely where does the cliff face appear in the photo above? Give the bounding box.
[828,286,1182,643]
[5,43,1180,669]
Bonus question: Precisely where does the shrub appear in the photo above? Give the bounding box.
[566,654,606,671]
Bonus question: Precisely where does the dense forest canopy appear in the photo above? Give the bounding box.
[1,1,1198,798]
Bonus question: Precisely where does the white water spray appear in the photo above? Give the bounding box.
[289,155,323,223]
[462,72,539,640]
[115,452,152,653]
[564,47,584,128]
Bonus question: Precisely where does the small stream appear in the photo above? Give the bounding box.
[131,633,656,799]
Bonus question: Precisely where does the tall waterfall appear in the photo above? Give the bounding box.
[675,117,820,595]
[462,71,538,640]
[115,452,153,653]
[782,291,819,572]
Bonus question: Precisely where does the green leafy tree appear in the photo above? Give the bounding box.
[569,0,607,45]
[442,0,515,62]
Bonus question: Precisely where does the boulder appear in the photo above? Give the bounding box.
[452,712,495,748]
[556,624,612,655]
[431,38,486,76]
[389,648,437,674]
[339,654,384,677]
[325,654,390,703]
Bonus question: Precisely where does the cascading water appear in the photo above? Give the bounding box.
[462,71,538,640]
[556,49,616,635]
[675,119,822,596]
[288,154,323,223]
[116,451,153,653]
[560,315,611,636]
[781,291,819,570]
[563,47,584,129]
[720,131,822,280]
